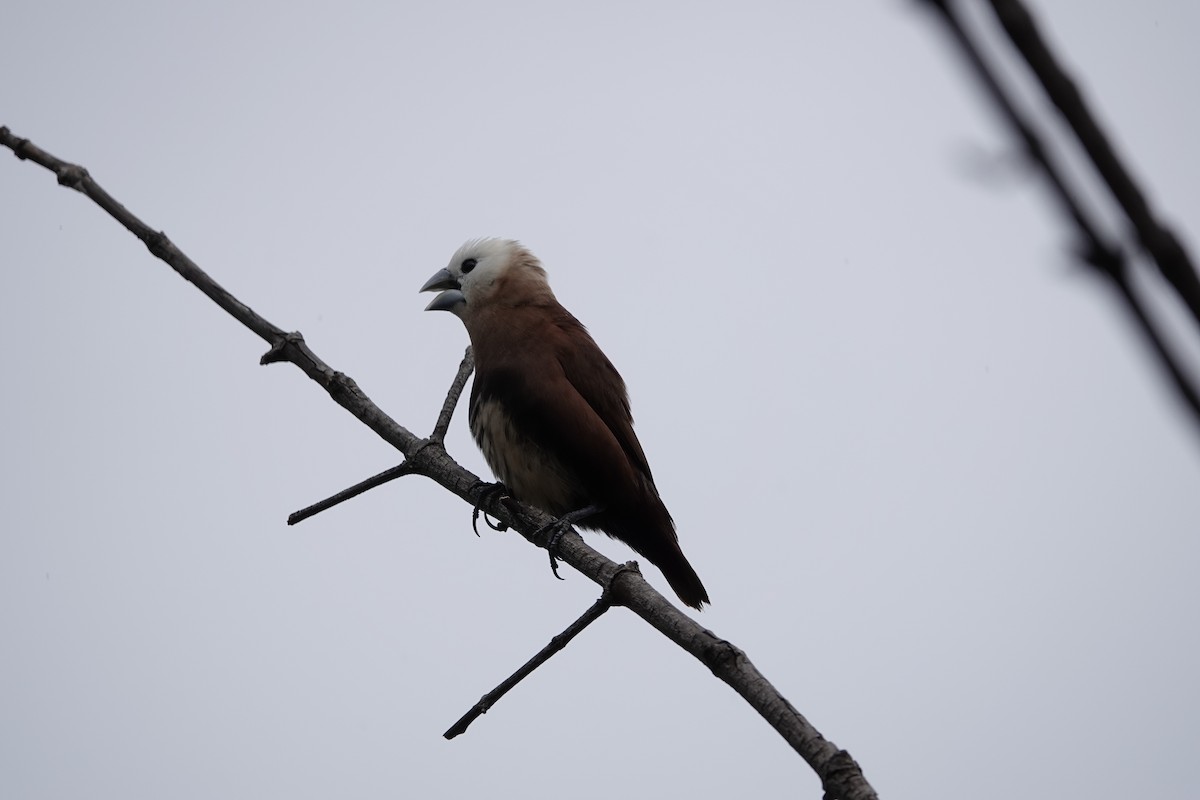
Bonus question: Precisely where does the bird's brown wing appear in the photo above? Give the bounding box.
[549,312,658,488]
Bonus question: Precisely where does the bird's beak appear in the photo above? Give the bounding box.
[420,268,465,312]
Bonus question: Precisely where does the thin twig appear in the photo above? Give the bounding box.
[432,347,474,443]
[288,463,414,525]
[2,127,878,800]
[444,592,617,739]
[920,2,1200,434]
[986,0,1200,327]
[0,128,284,345]
[444,561,639,738]
[0,126,425,456]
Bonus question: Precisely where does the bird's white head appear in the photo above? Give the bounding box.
[420,238,551,317]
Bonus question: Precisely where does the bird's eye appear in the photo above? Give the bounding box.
[461,258,477,274]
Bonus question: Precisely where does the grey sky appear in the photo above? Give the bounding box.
[3,2,1198,798]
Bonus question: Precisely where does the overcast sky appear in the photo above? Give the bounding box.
[3,2,1199,798]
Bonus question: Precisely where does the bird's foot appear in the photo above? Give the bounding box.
[471,481,511,536]
[539,521,571,580]
[535,505,604,580]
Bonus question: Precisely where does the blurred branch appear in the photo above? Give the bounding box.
[920,1,1200,436]
[1,126,877,800]
[986,0,1200,326]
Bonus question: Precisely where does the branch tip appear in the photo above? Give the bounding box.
[1,128,32,160]
[287,461,413,525]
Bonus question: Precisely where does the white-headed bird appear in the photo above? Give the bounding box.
[421,238,709,609]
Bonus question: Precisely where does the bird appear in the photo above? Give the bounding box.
[420,238,710,609]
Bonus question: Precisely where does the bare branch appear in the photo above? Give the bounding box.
[2,127,878,800]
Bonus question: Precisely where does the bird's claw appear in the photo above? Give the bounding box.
[534,505,602,581]
[471,482,510,536]
[536,519,571,581]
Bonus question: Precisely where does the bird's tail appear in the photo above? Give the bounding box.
[655,547,710,610]
[606,512,710,609]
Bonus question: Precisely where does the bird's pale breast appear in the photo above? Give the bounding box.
[470,396,583,516]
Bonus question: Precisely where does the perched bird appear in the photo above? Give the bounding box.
[420,238,709,609]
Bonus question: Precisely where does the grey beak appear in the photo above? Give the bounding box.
[420,268,459,293]
[420,268,465,312]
